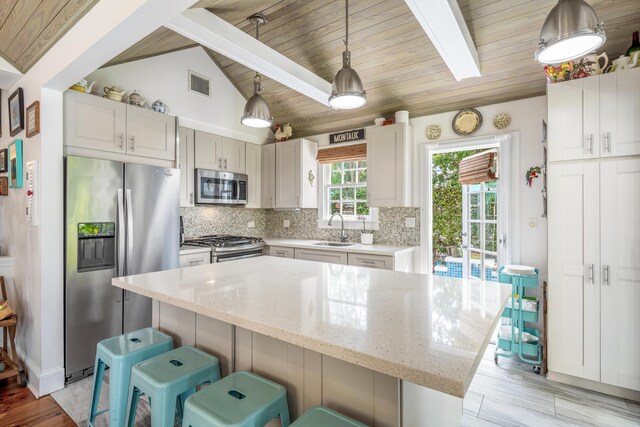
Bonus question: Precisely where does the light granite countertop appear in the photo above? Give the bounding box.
[112,257,510,398]
[264,238,417,256]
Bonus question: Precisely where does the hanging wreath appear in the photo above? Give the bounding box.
[526,166,542,187]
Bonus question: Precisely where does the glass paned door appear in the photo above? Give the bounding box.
[461,181,499,281]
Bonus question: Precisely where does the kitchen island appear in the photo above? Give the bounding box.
[113,256,510,426]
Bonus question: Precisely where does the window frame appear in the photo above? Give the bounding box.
[317,161,379,230]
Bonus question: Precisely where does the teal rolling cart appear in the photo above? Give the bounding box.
[494,265,543,375]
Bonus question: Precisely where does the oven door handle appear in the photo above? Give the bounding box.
[216,252,262,263]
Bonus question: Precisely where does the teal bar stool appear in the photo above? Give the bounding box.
[125,345,221,427]
[89,327,173,427]
[291,406,368,427]
[181,371,290,427]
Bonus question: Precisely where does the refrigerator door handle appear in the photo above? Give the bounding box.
[126,188,134,276]
[117,188,125,278]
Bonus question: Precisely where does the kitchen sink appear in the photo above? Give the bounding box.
[313,242,355,247]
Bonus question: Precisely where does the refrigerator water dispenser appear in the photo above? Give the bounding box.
[77,222,116,272]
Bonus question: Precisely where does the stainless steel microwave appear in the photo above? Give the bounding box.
[195,169,247,205]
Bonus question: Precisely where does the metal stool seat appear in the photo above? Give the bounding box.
[182,370,290,427]
[291,406,368,427]
[89,327,173,427]
[126,345,221,427]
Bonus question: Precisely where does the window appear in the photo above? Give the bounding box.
[326,160,369,218]
[463,181,499,281]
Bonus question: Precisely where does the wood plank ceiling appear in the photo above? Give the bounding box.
[0,0,98,73]
[108,0,640,137]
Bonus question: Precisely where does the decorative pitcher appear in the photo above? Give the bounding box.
[581,52,608,75]
[611,51,640,72]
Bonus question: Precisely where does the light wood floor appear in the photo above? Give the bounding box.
[9,343,638,426]
[0,377,76,426]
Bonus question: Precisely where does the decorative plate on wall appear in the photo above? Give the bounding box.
[493,113,511,129]
[452,108,482,136]
[426,124,441,140]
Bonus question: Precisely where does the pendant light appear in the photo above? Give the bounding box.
[328,0,366,110]
[241,13,273,128]
[535,0,605,64]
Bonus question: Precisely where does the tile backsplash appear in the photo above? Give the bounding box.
[182,206,420,247]
[180,206,265,238]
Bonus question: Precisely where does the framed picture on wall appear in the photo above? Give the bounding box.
[26,101,40,138]
[8,88,24,137]
[0,148,7,173]
[0,177,7,196]
[8,139,22,188]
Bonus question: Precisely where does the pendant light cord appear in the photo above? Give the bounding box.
[344,0,349,52]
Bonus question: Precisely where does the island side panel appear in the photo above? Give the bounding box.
[402,380,463,427]
[157,301,195,346]
[195,314,234,377]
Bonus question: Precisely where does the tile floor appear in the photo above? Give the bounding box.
[52,344,640,426]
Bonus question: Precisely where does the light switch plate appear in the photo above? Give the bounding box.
[247,221,255,228]
[405,217,416,228]
[283,219,290,228]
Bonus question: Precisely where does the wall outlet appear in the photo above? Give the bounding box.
[283,219,290,228]
[247,221,255,228]
[405,217,416,228]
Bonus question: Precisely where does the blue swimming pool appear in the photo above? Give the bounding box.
[434,257,498,282]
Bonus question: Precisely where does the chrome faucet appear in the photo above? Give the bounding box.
[328,213,347,242]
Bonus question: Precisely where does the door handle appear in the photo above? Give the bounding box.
[126,189,134,276]
[587,134,593,154]
[218,157,222,168]
[117,188,125,277]
[130,135,135,151]
[114,288,122,303]
[589,264,594,284]
[224,158,228,169]
[604,131,611,153]
[119,133,124,149]
[190,192,193,204]
[124,290,131,301]
[603,265,610,285]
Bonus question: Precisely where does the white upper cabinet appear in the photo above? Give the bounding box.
[548,68,640,161]
[599,158,640,391]
[261,144,276,209]
[366,123,413,207]
[178,127,195,207]
[600,69,640,157]
[245,143,261,208]
[125,105,176,161]
[275,138,317,209]
[65,90,127,153]
[194,130,223,170]
[64,90,176,162]
[221,137,246,174]
[194,131,246,173]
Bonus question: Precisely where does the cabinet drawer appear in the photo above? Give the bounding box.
[268,246,295,258]
[294,248,347,265]
[348,253,393,270]
[179,252,210,267]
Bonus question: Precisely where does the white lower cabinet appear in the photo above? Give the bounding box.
[179,249,211,267]
[268,246,295,258]
[548,158,640,391]
[348,253,393,270]
[294,248,348,265]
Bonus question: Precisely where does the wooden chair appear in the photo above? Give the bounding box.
[0,276,24,386]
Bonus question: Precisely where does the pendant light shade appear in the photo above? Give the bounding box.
[241,74,272,128]
[241,13,273,128]
[329,0,366,110]
[535,0,605,64]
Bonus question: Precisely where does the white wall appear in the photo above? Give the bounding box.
[87,47,271,145]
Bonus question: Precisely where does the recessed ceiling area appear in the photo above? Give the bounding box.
[80,1,640,136]
[0,0,98,73]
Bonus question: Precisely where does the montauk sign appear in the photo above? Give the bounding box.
[329,128,365,144]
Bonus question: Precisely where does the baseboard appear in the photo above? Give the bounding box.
[547,370,640,402]
[15,345,65,398]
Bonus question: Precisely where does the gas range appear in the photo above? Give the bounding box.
[183,235,265,262]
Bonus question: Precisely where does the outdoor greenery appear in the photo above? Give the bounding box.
[431,149,482,264]
[329,160,369,217]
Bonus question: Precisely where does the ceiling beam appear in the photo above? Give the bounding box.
[404,0,480,81]
[166,8,332,106]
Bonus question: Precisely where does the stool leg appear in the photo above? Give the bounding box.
[88,357,105,425]
[125,385,141,427]
[279,400,291,427]
[109,362,132,427]
[150,393,178,427]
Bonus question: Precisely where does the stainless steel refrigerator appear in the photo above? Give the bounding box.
[64,156,179,383]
